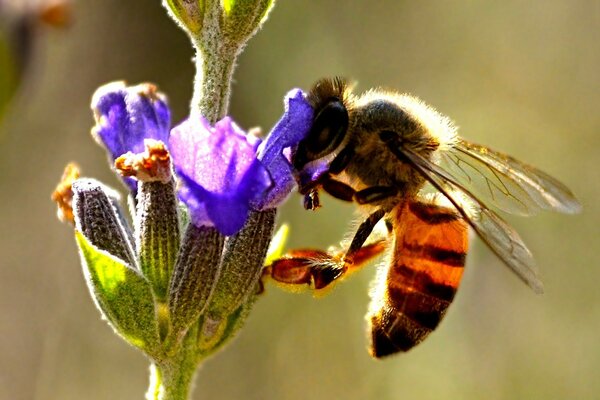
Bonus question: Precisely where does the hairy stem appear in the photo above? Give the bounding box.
[190,1,241,123]
[191,42,238,123]
[146,327,199,400]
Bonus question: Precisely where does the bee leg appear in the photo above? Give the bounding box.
[344,208,386,263]
[329,145,355,175]
[303,188,321,210]
[321,178,356,202]
[354,186,398,205]
[263,240,388,292]
[301,144,356,209]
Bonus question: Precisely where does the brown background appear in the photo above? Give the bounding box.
[1,1,599,399]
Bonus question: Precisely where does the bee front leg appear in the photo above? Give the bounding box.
[328,145,355,175]
[354,186,399,205]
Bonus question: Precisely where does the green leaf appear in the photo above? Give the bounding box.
[0,34,19,123]
[258,0,275,24]
[76,231,160,354]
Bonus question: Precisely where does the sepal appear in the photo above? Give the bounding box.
[168,224,225,339]
[197,298,254,355]
[204,209,275,323]
[72,179,137,268]
[135,179,181,302]
[75,232,160,354]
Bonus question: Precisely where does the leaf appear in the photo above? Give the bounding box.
[76,231,161,353]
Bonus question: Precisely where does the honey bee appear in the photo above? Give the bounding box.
[263,78,581,358]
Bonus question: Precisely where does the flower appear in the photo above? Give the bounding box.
[254,88,314,209]
[169,116,271,236]
[169,89,314,236]
[91,81,170,190]
[90,81,313,236]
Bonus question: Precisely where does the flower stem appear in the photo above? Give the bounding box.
[191,42,238,124]
[146,362,195,400]
[146,327,199,400]
[190,2,241,124]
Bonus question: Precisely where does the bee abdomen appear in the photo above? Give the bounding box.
[368,201,468,358]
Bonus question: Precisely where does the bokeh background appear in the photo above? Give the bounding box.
[1,1,599,399]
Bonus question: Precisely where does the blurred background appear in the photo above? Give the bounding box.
[1,1,599,399]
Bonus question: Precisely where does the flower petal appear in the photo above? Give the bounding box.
[169,115,272,236]
[254,89,314,209]
[91,81,171,190]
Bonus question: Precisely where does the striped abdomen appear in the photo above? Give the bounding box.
[368,200,468,357]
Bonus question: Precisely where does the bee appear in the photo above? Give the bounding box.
[263,77,581,358]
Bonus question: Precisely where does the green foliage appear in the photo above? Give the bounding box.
[76,231,161,354]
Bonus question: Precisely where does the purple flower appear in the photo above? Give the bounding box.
[91,81,171,190]
[254,89,314,209]
[170,89,314,236]
[169,116,272,236]
[90,81,314,236]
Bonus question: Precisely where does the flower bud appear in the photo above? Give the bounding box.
[220,0,275,44]
[72,179,137,268]
[162,0,204,35]
[163,0,275,45]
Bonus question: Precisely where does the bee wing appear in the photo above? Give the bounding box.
[438,139,581,216]
[401,148,544,293]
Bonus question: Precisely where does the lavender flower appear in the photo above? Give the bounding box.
[91,82,171,190]
[169,116,270,236]
[170,89,314,236]
[90,82,313,237]
[254,89,315,209]
[51,1,315,398]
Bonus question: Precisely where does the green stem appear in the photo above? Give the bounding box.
[191,41,239,124]
[146,328,199,400]
[190,2,241,123]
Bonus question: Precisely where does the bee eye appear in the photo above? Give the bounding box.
[298,99,348,164]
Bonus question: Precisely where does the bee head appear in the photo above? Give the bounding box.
[292,78,353,171]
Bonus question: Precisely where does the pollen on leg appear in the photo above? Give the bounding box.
[51,162,80,225]
[115,139,172,183]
